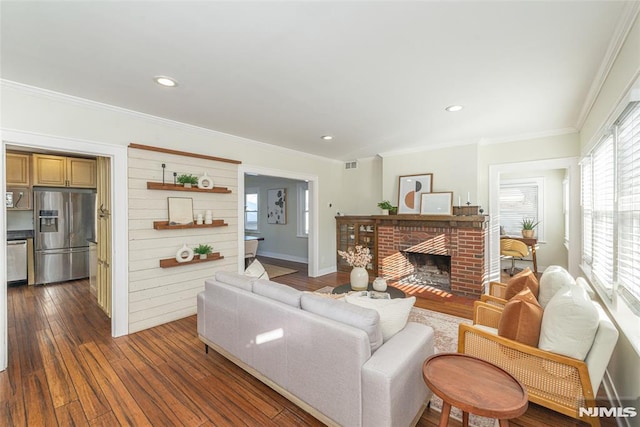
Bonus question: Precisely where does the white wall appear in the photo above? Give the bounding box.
[128,147,238,332]
[245,175,308,262]
[0,82,343,339]
[337,156,383,215]
[380,143,479,209]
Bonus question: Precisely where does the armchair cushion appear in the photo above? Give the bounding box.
[505,267,539,300]
[539,284,599,360]
[538,265,576,308]
[498,288,543,347]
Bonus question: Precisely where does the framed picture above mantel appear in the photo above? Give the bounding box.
[397,173,433,214]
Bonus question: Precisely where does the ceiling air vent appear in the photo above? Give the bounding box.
[345,161,358,170]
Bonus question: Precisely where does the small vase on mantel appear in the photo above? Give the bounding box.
[350,267,369,291]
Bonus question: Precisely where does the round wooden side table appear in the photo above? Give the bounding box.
[422,353,528,427]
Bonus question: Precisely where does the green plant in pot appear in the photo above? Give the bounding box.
[377,200,397,215]
[521,217,540,238]
[177,174,198,188]
[194,244,213,259]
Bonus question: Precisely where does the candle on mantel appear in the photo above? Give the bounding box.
[458,196,461,207]
[467,192,470,203]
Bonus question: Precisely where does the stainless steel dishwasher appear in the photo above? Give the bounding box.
[7,239,28,282]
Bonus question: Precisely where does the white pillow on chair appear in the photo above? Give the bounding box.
[538,284,599,360]
[538,265,576,308]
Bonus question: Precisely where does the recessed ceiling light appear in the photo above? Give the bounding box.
[321,135,334,140]
[154,76,178,87]
[445,105,463,112]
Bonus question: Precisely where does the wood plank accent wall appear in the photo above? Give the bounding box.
[127,146,239,333]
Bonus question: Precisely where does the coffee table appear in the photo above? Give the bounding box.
[422,353,528,427]
[331,283,406,299]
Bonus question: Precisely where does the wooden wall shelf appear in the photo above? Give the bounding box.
[146,182,231,193]
[153,220,227,230]
[159,253,224,268]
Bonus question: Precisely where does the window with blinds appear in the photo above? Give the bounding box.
[616,103,640,308]
[582,101,640,311]
[499,178,544,239]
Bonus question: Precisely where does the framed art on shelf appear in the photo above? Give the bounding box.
[420,192,453,215]
[267,188,286,224]
[397,173,433,214]
[168,197,194,225]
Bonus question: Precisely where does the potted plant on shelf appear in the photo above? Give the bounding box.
[194,244,213,260]
[377,200,396,215]
[521,217,540,238]
[177,174,198,188]
[338,245,372,291]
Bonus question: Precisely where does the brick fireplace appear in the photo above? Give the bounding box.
[376,215,488,298]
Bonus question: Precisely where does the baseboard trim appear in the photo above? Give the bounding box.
[257,250,308,264]
[602,369,631,427]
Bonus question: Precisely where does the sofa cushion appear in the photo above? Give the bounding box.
[505,268,539,300]
[538,265,576,308]
[301,293,383,352]
[344,295,416,342]
[215,271,254,292]
[539,284,599,360]
[253,279,302,308]
[498,288,543,347]
[244,259,269,280]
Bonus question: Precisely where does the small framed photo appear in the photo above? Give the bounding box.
[168,197,194,225]
[420,192,453,215]
[398,173,433,214]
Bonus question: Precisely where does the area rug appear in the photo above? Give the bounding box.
[263,263,298,279]
[314,286,496,427]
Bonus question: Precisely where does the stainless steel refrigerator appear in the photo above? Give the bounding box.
[34,187,96,285]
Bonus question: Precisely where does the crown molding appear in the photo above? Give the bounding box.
[575,1,640,129]
[0,79,342,165]
[477,127,577,146]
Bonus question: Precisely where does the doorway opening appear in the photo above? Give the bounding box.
[1,130,128,370]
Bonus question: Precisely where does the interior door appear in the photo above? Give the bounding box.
[96,157,112,317]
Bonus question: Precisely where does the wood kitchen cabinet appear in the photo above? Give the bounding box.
[32,154,97,188]
[6,152,31,186]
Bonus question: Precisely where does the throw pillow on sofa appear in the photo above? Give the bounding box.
[300,293,383,352]
[538,284,599,360]
[244,259,269,280]
[504,267,539,300]
[344,295,416,342]
[498,288,543,347]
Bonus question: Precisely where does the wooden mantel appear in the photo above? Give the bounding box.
[366,214,489,229]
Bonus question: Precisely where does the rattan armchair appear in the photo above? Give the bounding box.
[458,300,618,427]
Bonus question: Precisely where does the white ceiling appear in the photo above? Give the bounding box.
[0,1,636,161]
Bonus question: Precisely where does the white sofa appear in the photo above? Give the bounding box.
[197,271,435,427]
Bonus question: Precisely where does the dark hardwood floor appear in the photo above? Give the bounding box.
[1,259,612,426]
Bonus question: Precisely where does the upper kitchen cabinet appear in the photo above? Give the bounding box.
[6,152,31,186]
[33,154,97,188]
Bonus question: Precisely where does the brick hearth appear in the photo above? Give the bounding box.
[375,215,488,298]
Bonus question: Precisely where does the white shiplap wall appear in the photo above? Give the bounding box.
[128,147,238,333]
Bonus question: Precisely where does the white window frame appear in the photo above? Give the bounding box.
[244,187,259,232]
[562,174,570,249]
[580,99,640,355]
[499,177,545,241]
[297,182,309,238]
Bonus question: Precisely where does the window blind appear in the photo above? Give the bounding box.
[582,101,640,310]
[499,182,540,236]
[591,136,614,293]
[616,102,640,305]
